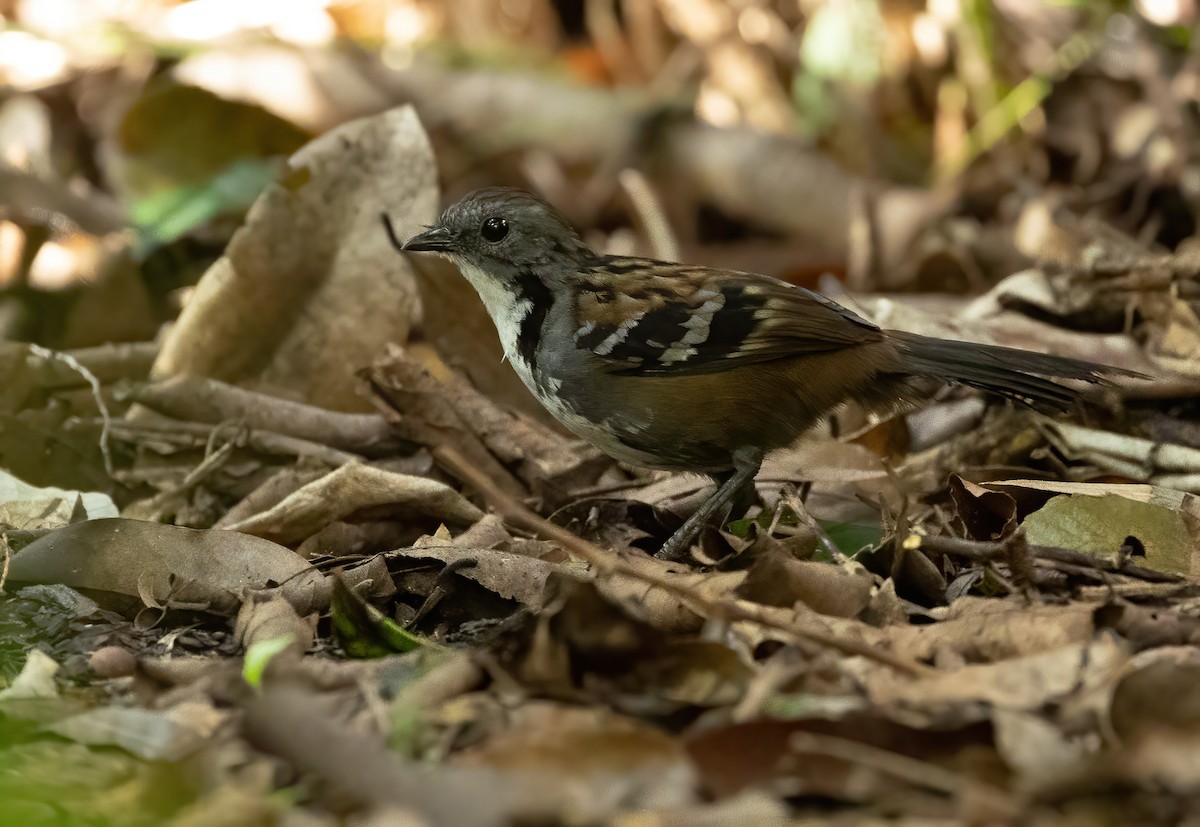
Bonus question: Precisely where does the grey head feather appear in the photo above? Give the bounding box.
[419,187,594,287]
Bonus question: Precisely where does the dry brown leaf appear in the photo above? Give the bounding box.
[389,545,560,608]
[685,714,998,806]
[730,599,892,658]
[598,554,747,634]
[8,518,326,615]
[885,598,1096,663]
[455,701,697,819]
[223,464,483,546]
[1108,646,1200,791]
[984,479,1200,517]
[152,105,436,411]
[948,474,1017,541]
[627,640,754,707]
[991,708,1091,790]
[235,588,316,655]
[216,464,331,528]
[869,635,1128,712]
[737,551,874,619]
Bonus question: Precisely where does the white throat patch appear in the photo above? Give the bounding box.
[453,258,548,406]
[455,260,532,362]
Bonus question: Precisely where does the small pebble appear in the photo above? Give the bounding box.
[88,645,136,678]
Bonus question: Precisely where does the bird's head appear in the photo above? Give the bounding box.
[400,187,591,280]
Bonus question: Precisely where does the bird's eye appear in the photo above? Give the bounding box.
[481,216,509,243]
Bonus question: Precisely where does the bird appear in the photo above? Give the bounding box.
[389,187,1139,562]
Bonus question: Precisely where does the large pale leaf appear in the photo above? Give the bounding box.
[8,518,326,615]
[152,105,437,411]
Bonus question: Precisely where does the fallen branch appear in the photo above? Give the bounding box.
[78,415,364,467]
[363,346,613,509]
[129,376,402,456]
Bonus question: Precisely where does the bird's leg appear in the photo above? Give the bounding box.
[655,447,764,562]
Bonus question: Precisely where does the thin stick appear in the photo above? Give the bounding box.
[90,416,364,467]
[435,444,933,678]
[30,344,113,475]
[618,168,679,261]
[433,445,610,566]
[915,533,1181,584]
[0,534,10,593]
[780,485,844,562]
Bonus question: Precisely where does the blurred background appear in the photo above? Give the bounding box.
[4,8,1200,821]
[1,0,1196,349]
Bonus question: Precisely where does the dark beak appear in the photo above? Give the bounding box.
[401,225,455,253]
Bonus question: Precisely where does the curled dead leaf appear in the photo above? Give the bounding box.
[223,464,483,546]
[8,518,325,615]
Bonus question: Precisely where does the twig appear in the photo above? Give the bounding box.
[30,344,113,475]
[1077,581,1200,601]
[0,533,10,593]
[983,562,1017,596]
[408,558,479,628]
[618,168,679,261]
[914,533,1182,584]
[780,485,844,562]
[62,342,158,386]
[364,352,532,501]
[132,430,240,515]
[432,445,608,565]
[82,416,364,467]
[130,376,401,456]
[435,443,932,677]
[0,168,124,235]
[1001,528,1036,589]
[787,731,1021,818]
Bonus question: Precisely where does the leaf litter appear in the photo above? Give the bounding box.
[5,4,1200,825]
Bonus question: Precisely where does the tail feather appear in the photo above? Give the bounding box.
[888,331,1142,411]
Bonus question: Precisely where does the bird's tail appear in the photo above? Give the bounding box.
[887,330,1142,411]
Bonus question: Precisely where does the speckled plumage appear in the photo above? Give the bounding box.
[398,187,1137,560]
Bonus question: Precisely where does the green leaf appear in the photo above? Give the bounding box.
[799,0,884,87]
[727,509,882,557]
[1022,494,1194,575]
[111,78,309,253]
[132,157,279,253]
[823,519,883,557]
[242,634,295,690]
[331,575,427,658]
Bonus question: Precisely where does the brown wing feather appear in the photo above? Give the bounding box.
[572,259,883,376]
